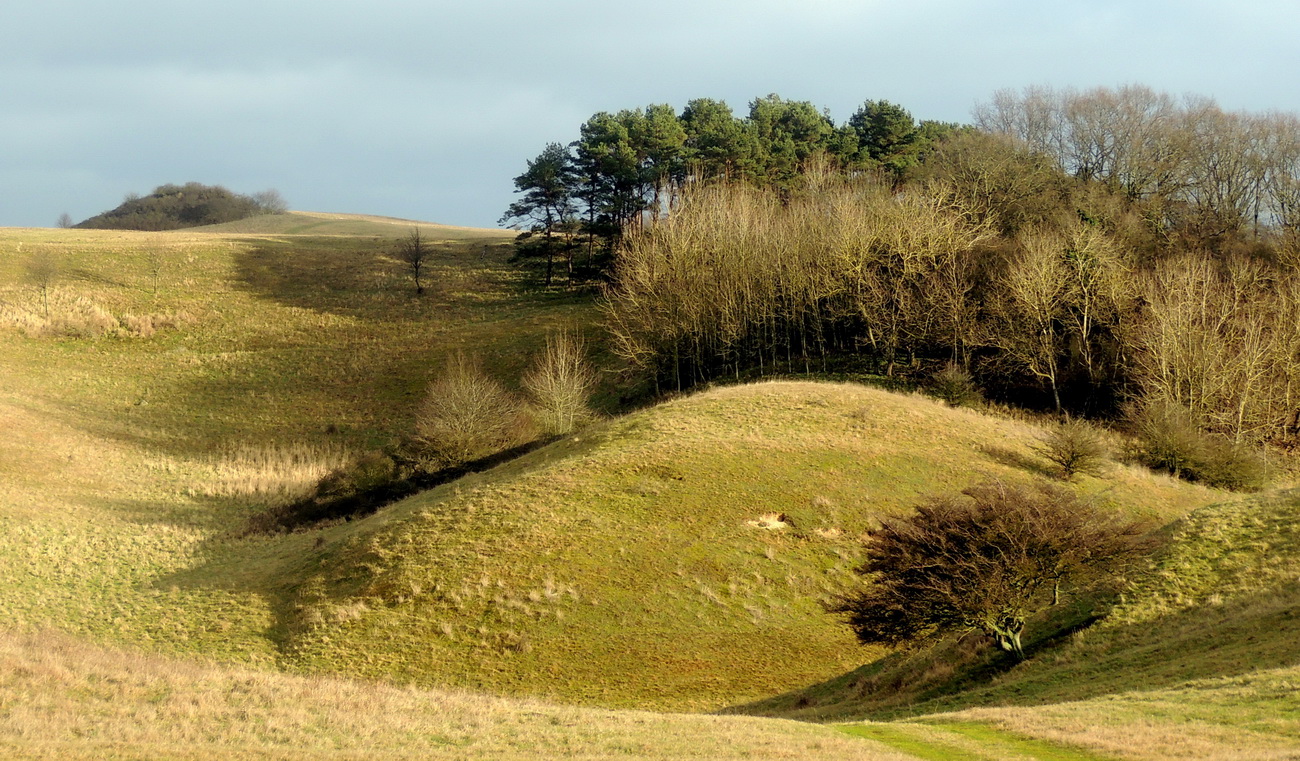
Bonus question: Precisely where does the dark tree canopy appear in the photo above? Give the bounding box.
[832,482,1150,660]
[77,182,288,231]
[500,142,577,286]
[502,93,949,282]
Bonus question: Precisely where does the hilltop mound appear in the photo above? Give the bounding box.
[77,183,285,231]
[272,381,1223,711]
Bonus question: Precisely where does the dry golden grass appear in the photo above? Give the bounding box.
[938,664,1300,760]
[0,630,913,761]
[202,441,355,503]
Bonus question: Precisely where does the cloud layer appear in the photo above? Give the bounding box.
[4,1,1299,228]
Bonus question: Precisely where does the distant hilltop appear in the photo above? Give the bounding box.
[76,182,288,231]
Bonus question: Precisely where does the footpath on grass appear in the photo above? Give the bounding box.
[838,722,1120,761]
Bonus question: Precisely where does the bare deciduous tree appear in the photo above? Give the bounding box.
[523,330,598,435]
[397,228,431,295]
[24,246,59,318]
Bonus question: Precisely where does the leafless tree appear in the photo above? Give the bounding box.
[24,247,59,317]
[397,228,431,295]
[523,330,598,435]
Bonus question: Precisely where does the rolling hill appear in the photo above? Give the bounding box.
[1,222,1296,759]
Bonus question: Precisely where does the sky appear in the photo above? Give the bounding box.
[4,0,1300,230]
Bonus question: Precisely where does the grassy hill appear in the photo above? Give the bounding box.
[735,489,1300,757]
[1,223,1294,759]
[193,210,517,238]
[265,381,1224,712]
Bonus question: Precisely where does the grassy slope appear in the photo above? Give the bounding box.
[744,490,1300,758]
[2,224,1288,759]
[0,224,590,668]
[270,381,1223,711]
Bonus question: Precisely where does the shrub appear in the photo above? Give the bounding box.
[523,330,597,435]
[830,481,1151,660]
[1036,418,1108,479]
[1127,398,1206,478]
[929,363,983,407]
[1127,398,1269,490]
[413,353,524,466]
[1192,437,1270,491]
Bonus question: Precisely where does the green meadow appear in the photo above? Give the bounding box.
[1,214,1296,760]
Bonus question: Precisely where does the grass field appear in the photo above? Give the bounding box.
[1,218,1296,760]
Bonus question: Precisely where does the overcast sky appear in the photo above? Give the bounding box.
[4,0,1300,229]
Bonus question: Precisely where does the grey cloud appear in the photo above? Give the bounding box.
[4,1,1300,228]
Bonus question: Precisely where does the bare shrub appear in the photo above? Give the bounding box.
[1127,398,1269,490]
[414,353,523,466]
[523,330,597,435]
[1036,418,1108,479]
[1127,398,1206,479]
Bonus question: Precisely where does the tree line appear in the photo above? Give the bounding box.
[596,86,1300,445]
[500,95,962,284]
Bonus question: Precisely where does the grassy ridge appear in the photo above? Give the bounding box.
[273,381,1223,710]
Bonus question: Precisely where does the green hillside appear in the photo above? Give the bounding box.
[2,224,1295,759]
[265,381,1223,711]
[194,210,516,238]
[736,489,1300,755]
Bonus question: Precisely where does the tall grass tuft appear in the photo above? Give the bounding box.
[205,441,354,503]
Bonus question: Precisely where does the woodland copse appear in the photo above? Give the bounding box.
[505,86,1300,451]
[76,182,288,231]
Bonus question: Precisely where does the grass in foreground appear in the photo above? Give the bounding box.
[0,630,913,761]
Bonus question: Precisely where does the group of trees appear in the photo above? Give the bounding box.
[77,183,288,231]
[500,96,962,284]
[975,84,1300,256]
[597,88,1300,445]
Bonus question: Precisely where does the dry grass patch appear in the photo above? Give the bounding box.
[0,631,912,761]
[202,441,356,504]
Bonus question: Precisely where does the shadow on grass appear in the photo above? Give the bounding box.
[227,237,591,323]
[979,444,1056,479]
[726,582,1300,722]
